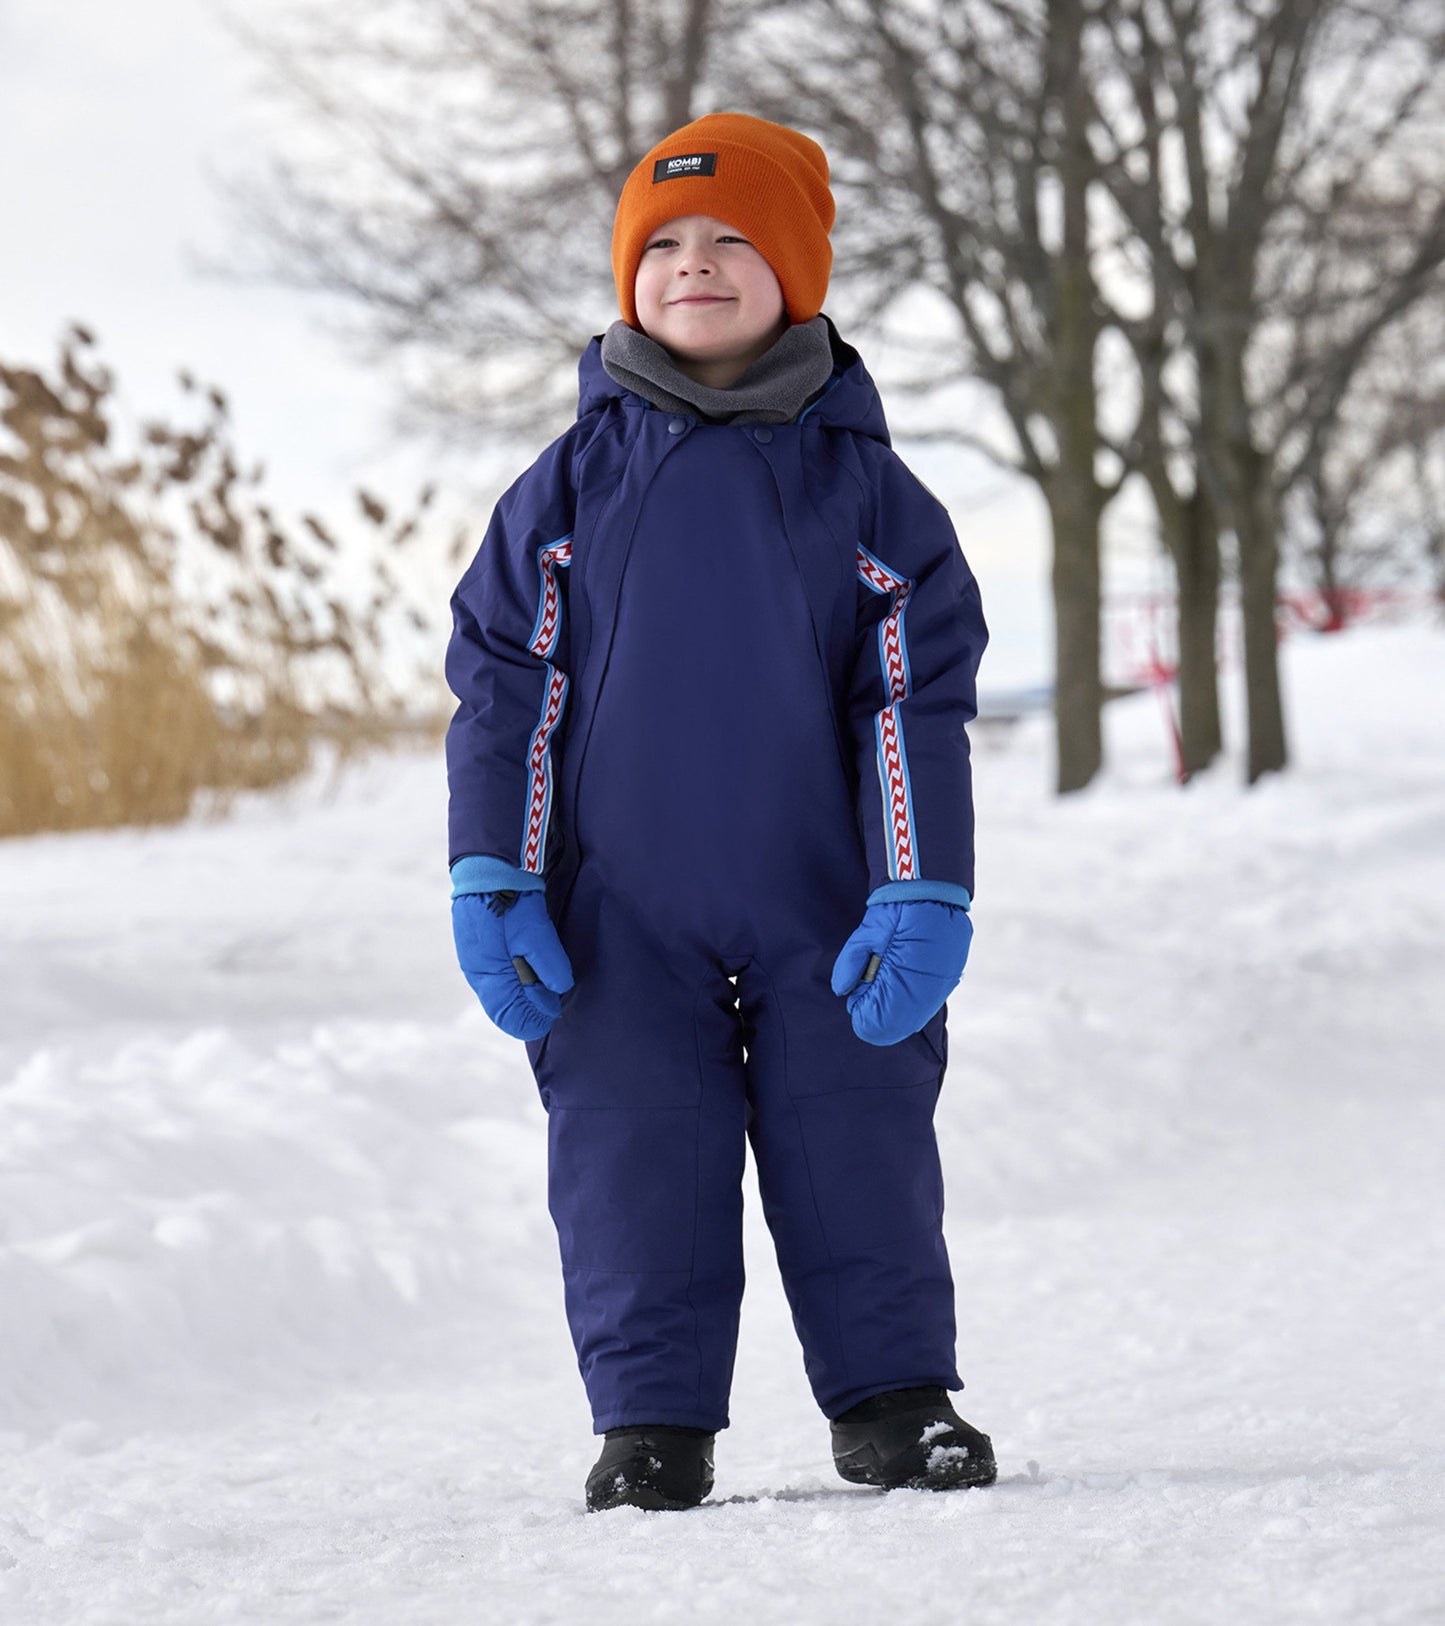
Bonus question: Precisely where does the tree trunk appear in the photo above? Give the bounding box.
[1174,487,1222,775]
[1047,0,1103,795]
[1047,477,1103,794]
[1234,448,1288,781]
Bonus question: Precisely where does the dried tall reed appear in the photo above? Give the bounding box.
[0,326,463,839]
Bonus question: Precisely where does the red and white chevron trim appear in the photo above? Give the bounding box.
[522,667,569,872]
[521,536,573,873]
[856,548,903,597]
[877,703,916,878]
[529,538,573,660]
[857,545,918,880]
[878,582,912,704]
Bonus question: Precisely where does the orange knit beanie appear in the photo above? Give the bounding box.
[612,112,835,328]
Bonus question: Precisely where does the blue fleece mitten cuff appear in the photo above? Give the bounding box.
[452,891,574,1041]
[867,879,972,910]
[450,855,546,898]
[830,899,973,1047]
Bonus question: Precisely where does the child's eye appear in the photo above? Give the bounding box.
[717,235,749,245]
[644,237,677,252]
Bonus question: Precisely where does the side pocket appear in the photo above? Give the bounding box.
[917,1006,948,1073]
[524,1033,553,1111]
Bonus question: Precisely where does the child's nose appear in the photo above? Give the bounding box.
[677,245,717,275]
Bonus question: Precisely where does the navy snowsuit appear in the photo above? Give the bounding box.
[446,329,988,1433]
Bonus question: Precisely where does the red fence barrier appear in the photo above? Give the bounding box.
[1101,586,1441,783]
[1104,586,1441,693]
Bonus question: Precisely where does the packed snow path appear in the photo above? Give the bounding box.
[2,627,1442,1624]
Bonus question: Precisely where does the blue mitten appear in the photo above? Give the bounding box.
[452,890,575,1041]
[830,899,973,1047]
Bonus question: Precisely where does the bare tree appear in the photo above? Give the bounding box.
[222,0,770,442]
[1273,185,1445,627]
[1093,0,1445,780]
[737,0,1129,793]
[1284,293,1445,620]
[1422,435,1445,603]
[1091,0,1227,774]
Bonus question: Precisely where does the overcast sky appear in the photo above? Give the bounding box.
[0,0,1055,688]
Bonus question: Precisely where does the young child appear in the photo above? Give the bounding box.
[446,113,993,1510]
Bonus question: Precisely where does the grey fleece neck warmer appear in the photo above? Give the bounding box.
[599,316,835,425]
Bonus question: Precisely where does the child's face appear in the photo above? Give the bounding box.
[633,214,788,385]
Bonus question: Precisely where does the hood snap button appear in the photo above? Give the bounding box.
[753,426,774,444]
[667,417,687,435]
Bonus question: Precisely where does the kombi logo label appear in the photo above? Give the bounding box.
[653,152,717,182]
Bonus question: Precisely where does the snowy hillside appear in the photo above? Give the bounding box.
[2,624,1442,1625]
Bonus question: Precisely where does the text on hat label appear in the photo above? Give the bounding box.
[653,152,718,182]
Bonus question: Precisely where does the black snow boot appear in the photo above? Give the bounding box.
[584,1425,715,1512]
[831,1387,996,1491]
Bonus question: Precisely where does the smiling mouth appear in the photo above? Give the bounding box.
[668,295,733,305]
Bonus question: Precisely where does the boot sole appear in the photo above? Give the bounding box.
[834,1435,997,1491]
[586,1482,708,1512]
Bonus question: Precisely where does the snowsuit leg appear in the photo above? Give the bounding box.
[528,873,750,1434]
[529,865,961,1433]
[735,940,960,1420]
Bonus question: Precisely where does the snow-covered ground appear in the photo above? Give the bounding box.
[2,624,1442,1625]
